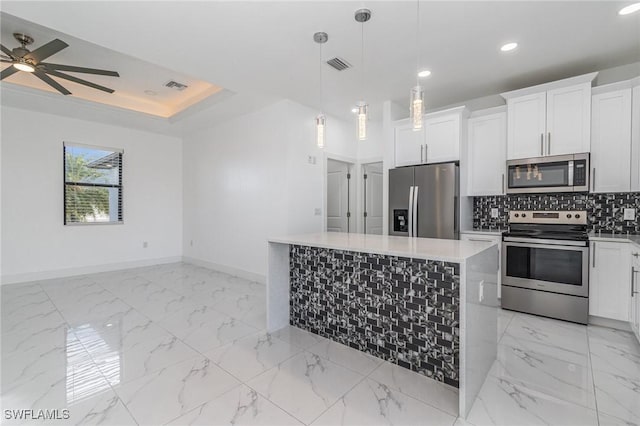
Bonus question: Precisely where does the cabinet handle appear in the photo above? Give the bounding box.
[502,173,505,194]
[592,243,596,268]
[540,133,544,156]
[424,144,428,163]
[468,238,492,243]
[548,132,551,155]
[632,267,636,297]
[592,168,595,192]
[421,145,424,163]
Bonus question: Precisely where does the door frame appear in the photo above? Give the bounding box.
[324,154,357,233]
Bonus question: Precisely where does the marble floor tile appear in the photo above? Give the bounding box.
[497,309,514,341]
[58,297,133,327]
[588,325,640,348]
[214,292,265,319]
[45,282,112,311]
[247,351,365,424]
[126,288,197,321]
[166,384,302,425]
[92,334,199,386]
[311,378,457,426]
[502,313,589,355]
[114,356,240,425]
[466,374,599,426]
[368,361,459,416]
[159,304,231,338]
[179,318,258,354]
[589,338,640,376]
[1,287,50,317]
[490,340,596,409]
[1,300,66,335]
[271,325,325,349]
[1,282,44,299]
[306,339,383,376]
[592,368,640,425]
[1,321,70,357]
[206,332,301,381]
[597,411,640,426]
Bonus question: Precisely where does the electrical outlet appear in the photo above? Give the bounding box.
[190,240,193,247]
[624,208,636,221]
[314,208,322,216]
[143,241,148,248]
[491,208,499,218]
[307,155,317,165]
[479,280,485,303]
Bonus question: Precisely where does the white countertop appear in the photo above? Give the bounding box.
[269,232,496,262]
[589,232,640,248]
[461,229,505,237]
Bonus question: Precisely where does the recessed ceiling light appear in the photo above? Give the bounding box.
[417,70,432,78]
[500,42,518,52]
[619,2,640,15]
[351,107,358,113]
[144,90,157,96]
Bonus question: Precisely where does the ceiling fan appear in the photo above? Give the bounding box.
[0,33,120,95]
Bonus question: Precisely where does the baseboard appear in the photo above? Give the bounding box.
[1,256,183,285]
[588,315,632,331]
[182,256,266,284]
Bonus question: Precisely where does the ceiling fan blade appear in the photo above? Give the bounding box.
[24,39,68,63]
[45,70,114,93]
[41,63,119,77]
[1,44,16,60]
[34,70,71,95]
[1,59,13,63]
[1,66,19,80]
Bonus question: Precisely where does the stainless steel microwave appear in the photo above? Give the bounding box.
[506,153,589,194]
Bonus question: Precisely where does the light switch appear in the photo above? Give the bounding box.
[624,208,636,221]
[314,208,322,216]
[491,208,499,218]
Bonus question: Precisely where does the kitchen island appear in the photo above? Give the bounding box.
[266,232,499,417]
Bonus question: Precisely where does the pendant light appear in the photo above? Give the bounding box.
[410,0,425,131]
[314,32,328,148]
[355,8,371,141]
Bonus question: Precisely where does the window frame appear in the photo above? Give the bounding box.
[63,142,124,226]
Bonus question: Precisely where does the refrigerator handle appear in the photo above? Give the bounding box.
[408,186,414,237]
[413,186,419,237]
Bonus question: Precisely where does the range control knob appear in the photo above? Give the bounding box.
[567,214,572,219]
[522,213,527,218]
[514,213,520,218]
[575,214,581,219]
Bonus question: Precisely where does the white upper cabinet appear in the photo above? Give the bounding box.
[632,84,640,192]
[546,84,592,155]
[506,92,547,159]
[467,110,507,196]
[394,122,425,167]
[502,73,597,160]
[393,106,467,167]
[591,88,632,193]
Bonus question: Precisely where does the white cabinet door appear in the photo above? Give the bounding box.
[589,241,631,322]
[632,86,640,192]
[467,112,506,196]
[507,92,547,160]
[591,89,632,193]
[546,83,591,156]
[424,113,460,163]
[630,250,640,342]
[460,233,502,298]
[395,123,425,167]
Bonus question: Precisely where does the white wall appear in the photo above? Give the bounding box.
[1,106,183,283]
[182,99,357,280]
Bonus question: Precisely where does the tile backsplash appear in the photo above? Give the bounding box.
[473,192,640,233]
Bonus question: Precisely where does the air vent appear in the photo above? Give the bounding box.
[164,80,189,91]
[326,57,351,71]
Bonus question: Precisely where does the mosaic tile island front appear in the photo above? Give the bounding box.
[266,232,500,417]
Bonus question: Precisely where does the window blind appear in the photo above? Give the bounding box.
[63,143,123,225]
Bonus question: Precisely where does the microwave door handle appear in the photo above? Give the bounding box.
[568,161,574,186]
[548,132,551,155]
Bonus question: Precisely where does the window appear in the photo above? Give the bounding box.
[64,143,123,225]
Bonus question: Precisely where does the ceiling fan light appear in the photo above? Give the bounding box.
[13,61,35,73]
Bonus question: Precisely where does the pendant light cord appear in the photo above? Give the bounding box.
[319,41,323,114]
[361,20,365,100]
[416,0,420,87]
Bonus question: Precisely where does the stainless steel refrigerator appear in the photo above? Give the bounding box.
[389,163,459,239]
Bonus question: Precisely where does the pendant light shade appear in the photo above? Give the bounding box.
[314,31,328,148]
[355,8,371,141]
[316,113,326,148]
[411,0,425,131]
[357,103,368,141]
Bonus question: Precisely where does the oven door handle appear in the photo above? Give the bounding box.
[503,237,588,247]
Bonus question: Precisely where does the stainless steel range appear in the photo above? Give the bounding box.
[502,210,589,324]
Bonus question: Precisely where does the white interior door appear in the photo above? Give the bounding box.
[363,162,383,235]
[327,159,351,233]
